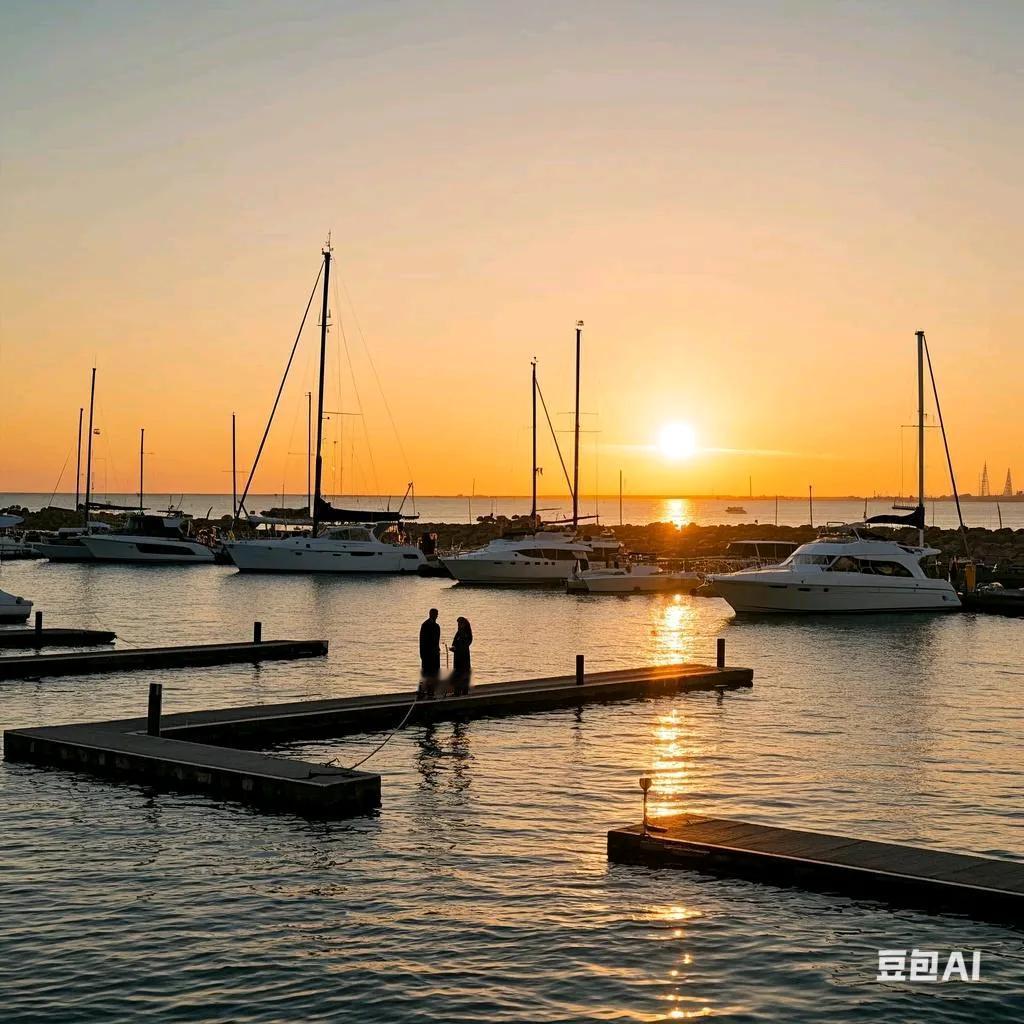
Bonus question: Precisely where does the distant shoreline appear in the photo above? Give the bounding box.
[3,491,1022,503]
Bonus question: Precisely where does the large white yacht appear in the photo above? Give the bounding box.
[709,526,960,613]
[79,513,215,565]
[440,529,593,583]
[225,521,425,573]
[709,331,962,615]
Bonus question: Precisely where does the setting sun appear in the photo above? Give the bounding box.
[658,422,698,461]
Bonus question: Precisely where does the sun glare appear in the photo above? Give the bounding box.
[658,422,698,461]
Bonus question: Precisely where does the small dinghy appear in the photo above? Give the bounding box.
[0,588,33,623]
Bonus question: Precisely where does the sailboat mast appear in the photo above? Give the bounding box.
[572,320,582,528]
[84,368,96,529]
[311,245,332,537]
[306,391,313,514]
[75,407,83,514]
[916,329,925,547]
[231,413,237,521]
[531,359,537,521]
[139,428,145,513]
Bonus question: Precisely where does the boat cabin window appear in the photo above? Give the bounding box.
[859,559,913,577]
[326,527,372,542]
[828,557,913,577]
[784,553,834,566]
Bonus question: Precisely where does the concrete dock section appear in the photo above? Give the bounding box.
[4,661,751,816]
[608,813,1024,923]
[4,722,379,815]
[0,627,117,649]
[151,661,753,745]
[0,638,328,680]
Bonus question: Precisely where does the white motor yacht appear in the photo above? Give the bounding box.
[709,526,960,613]
[568,562,702,594]
[0,588,33,622]
[441,530,592,583]
[225,521,425,573]
[709,331,962,615]
[79,513,215,565]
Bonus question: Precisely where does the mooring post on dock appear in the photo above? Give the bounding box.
[639,775,652,836]
[576,654,584,686]
[147,683,163,737]
[253,621,262,644]
[716,638,726,669]
[34,611,43,637]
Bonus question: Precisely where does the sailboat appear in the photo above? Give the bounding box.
[442,325,620,584]
[709,332,961,613]
[224,242,425,574]
[35,368,107,562]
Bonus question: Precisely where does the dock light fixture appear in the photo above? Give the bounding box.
[639,775,653,835]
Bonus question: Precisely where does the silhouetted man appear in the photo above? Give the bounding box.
[418,608,441,698]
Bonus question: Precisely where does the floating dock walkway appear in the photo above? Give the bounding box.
[0,638,328,680]
[4,661,751,816]
[0,627,117,649]
[608,813,1024,923]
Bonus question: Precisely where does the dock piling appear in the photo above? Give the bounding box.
[147,683,162,737]
[34,611,43,636]
[575,654,584,686]
[253,621,262,644]
[716,638,725,668]
[639,775,652,836]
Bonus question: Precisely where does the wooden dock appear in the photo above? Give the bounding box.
[608,813,1024,923]
[147,662,753,745]
[0,639,328,680]
[4,661,751,816]
[0,627,117,649]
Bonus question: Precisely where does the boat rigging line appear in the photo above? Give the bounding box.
[534,375,574,498]
[922,331,971,557]
[333,271,382,501]
[338,275,417,491]
[233,260,324,526]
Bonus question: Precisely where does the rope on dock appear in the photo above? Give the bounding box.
[345,695,421,770]
[308,692,423,775]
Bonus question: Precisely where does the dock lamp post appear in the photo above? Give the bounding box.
[639,775,653,836]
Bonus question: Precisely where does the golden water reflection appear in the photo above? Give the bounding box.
[648,595,700,665]
[658,497,695,528]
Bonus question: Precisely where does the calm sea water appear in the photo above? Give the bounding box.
[1,559,1022,1022]
[4,492,1024,529]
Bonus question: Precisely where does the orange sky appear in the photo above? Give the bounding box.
[2,3,1021,500]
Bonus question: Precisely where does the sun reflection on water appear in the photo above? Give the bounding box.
[658,497,694,528]
[648,595,699,664]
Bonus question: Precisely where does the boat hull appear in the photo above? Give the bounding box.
[0,597,32,622]
[440,557,577,584]
[578,573,702,594]
[33,542,97,562]
[225,540,425,573]
[80,536,215,565]
[711,577,961,613]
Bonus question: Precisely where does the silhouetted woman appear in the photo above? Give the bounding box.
[449,616,473,696]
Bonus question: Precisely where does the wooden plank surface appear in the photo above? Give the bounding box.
[608,813,1024,921]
